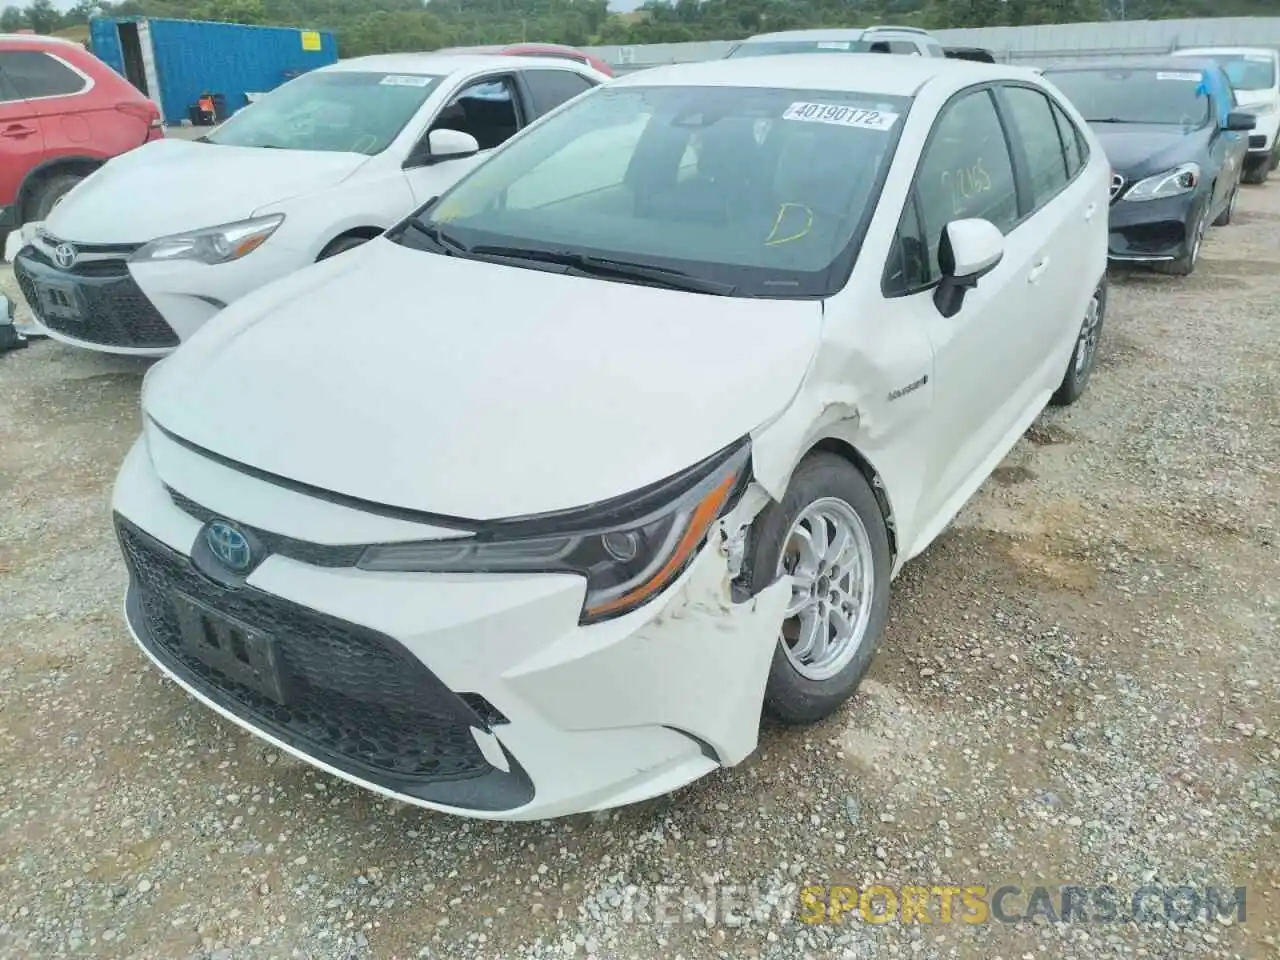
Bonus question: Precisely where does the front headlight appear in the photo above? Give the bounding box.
[130,214,284,265]
[1124,162,1200,202]
[358,440,752,624]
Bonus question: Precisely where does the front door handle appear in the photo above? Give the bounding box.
[1083,202,1098,222]
[1027,257,1050,284]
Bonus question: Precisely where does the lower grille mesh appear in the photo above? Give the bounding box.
[116,516,492,784]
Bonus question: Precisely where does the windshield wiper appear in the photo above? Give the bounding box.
[393,219,470,255]
[468,245,738,296]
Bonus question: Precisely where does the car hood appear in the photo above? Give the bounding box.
[1090,123,1201,178]
[43,139,368,244]
[144,240,824,520]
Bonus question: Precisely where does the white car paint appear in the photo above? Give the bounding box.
[727,26,946,58]
[1174,47,1280,158]
[20,52,608,356]
[113,54,1109,820]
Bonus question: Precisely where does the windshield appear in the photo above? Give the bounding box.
[205,71,442,154]
[1044,67,1212,126]
[396,84,910,298]
[727,39,876,58]
[1203,53,1276,91]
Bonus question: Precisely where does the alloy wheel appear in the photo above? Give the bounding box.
[1074,288,1103,379]
[776,497,875,682]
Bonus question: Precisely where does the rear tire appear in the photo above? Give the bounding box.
[1051,277,1106,407]
[25,173,84,222]
[743,453,892,726]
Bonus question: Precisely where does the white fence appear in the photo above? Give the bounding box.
[585,16,1280,71]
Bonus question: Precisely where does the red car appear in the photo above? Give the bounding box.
[501,43,614,78]
[0,33,162,235]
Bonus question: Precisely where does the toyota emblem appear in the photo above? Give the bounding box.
[52,243,78,270]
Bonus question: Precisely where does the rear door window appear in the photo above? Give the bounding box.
[0,50,87,99]
[1049,99,1085,178]
[0,63,24,104]
[1002,85,1070,211]
[522,69,597,117]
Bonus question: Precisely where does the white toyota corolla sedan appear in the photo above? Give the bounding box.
[112,54,1109,820]
[12,53,607,356]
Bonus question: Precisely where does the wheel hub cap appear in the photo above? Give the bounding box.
[776,497,875,682]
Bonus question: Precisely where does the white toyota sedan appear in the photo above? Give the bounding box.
[12,53,607,356]
[113,54,1109,820]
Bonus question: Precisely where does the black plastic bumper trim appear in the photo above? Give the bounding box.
[120,525,535,813]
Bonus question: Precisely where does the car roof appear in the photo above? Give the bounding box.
[740,27,927,43]
[1042,56,1218,73]
[0,33,82,47]
[504,42,584,52]
[611,53,1036,97]
[1174,46,1278,58]
[323,52,576,75]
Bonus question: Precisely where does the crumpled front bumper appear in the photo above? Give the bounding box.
[112,431,790,820]
[1106,191,1200,263]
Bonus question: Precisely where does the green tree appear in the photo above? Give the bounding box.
[23,0,58,32]
[6,0,1269,53]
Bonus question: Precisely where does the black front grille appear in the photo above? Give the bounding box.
[1249,134,1267,150]
[14,248,178,349]
[116,515,534,808]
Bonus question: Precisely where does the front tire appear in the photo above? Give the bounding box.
[1213,183,1238,227]
[1051,276,1106,407]
[25,172,84,222]
[1154,204,1207,276]
[743,453,892,725]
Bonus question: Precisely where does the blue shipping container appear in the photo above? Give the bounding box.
[88,16,339,126]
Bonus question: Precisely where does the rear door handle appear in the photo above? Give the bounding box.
[1027,257,1050,284]
[1083,202,1098,222]
[1,123,38,138]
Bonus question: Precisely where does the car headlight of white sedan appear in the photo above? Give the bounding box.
[130,214,285,265]
[1123,163,1200,202]
[359,442,751,624]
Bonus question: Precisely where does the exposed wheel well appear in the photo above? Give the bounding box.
[319,226,384,257]
[19,159,102,219]
[808,437,898,561]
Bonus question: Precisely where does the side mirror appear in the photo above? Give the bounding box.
[1224,111,1257,132]
[429,128,480,159]
[933,218,1004,319]
[403,128,481,169]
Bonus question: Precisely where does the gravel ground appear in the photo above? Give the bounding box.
[1,184,1277,960]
